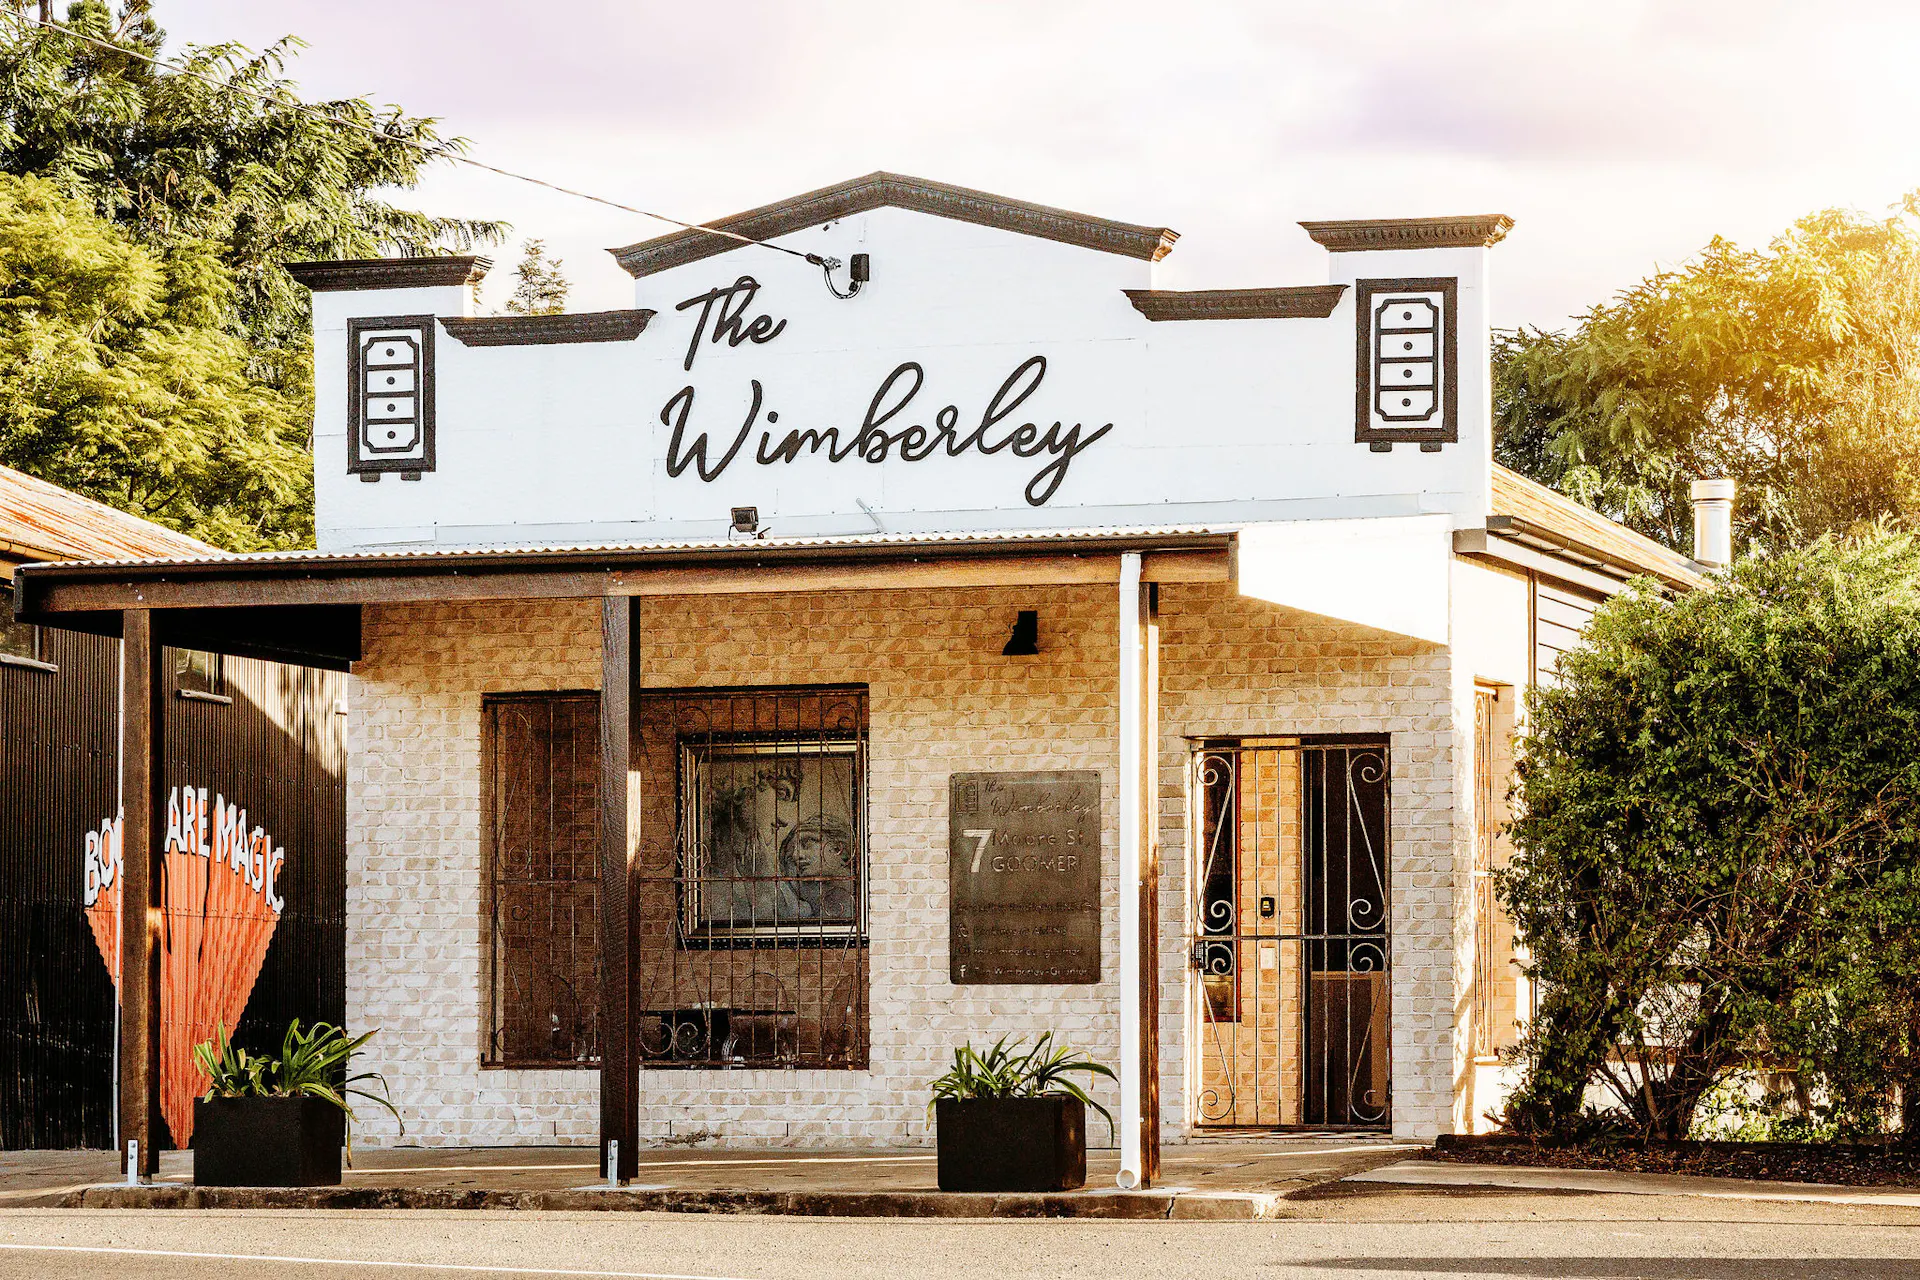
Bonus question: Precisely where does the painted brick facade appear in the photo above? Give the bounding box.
[345,582,1461,1148]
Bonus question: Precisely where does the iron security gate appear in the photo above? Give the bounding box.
[1190,738,1390,1130]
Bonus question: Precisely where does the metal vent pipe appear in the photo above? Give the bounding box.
[1690,478,1736,569]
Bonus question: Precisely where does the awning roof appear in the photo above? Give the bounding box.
[22,523,1236,577]
[13,525,1237,670]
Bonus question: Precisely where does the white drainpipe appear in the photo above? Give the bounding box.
[1116,552,1143,1190]
[1689,478,1736,569]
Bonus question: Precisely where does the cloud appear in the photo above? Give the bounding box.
[153,0,1920,330]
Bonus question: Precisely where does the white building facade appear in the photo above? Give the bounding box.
[20,174,1701,1183]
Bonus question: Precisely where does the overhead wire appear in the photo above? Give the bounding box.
[0,9,857,284]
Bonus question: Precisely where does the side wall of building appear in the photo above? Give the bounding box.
[345,582,1458,1147]
[1448,558,1533,1133]
[0,630,347,1150]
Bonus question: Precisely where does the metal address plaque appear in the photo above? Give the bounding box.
[948,770,1101,984]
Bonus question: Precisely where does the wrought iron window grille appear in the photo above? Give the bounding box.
[637,686,871,1070]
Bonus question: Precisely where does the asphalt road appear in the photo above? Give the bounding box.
[6,1201,1920,1280]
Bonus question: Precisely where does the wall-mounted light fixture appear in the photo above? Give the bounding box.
[812,252,870,300]
[730,506,760,535]
[1002,609,1039,656]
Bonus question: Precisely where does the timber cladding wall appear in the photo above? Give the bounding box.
[345,584,1457,1148]
[0,639,347,1150]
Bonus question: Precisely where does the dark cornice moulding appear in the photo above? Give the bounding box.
[285,256,493,292]
[1298,216,1514,252]
[439,310,656,347]
[1123,284,1346,321]
[609,172,1179,278]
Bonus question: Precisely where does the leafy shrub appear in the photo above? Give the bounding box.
[194,1021,402,1151]
[1498,529,1920,1142]
[927,1034,1116,1138]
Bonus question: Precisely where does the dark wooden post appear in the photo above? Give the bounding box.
[598,595,639,1182]
[1139,582,1161,1186]
[118,608,164,1176]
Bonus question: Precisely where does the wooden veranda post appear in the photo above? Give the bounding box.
[599,596,639,1182]
[118,608,164,1177]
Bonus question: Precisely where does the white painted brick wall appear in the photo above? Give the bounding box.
[345,582,1459,1148]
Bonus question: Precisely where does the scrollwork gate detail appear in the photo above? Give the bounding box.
[1189,739,1391,1129]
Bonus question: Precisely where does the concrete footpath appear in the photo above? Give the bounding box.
[1344,1158,1920,1208]
[0,1138,1420,1220]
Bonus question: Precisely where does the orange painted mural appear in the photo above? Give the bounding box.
[83,787,287,1147]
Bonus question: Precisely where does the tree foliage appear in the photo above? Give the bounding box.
[1494,199,1920,555]
[1498,532,1920,1141]
[0,1,504,547]
[0,1,503,360]
[501,237,567,316]
[0,170,310,548]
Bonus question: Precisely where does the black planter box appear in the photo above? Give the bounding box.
[194,1096,345,1187]
[935,1096,1087,1192]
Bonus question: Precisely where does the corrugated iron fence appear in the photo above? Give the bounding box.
[0,634,345,1150]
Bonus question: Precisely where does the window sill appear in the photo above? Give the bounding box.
[177,688,233,705]
[0,652,56,673]
[480,1061,600,1072]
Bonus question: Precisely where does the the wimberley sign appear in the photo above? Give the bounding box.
[948,770,1101,983]
[660,276,1113,507]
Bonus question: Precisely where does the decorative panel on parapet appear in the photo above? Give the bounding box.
[347,315,435,479]
[1354,278,1456,452]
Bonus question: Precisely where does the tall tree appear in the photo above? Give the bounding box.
[0,1,504,361]
[1494,198,1920,554]
[0,1,504,546]
[0,172,310,549]
[501,238,567,316]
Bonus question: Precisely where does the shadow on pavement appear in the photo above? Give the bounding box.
[1307,1260,1913,1279]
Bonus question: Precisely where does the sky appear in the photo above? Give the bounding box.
[155,0,1920,328]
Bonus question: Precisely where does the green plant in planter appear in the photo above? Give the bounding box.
[193,1020,403,1156]
[927,1033,1116,1138]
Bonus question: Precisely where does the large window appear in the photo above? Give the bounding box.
[636,686,870,1069]
[482,692,600,1068]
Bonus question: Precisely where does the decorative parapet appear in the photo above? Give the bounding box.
[1298,216,1514,252]
[1122,285,1346,321]
[440,311,655,347]
[285,257,493,292]
[610,172,1179,278]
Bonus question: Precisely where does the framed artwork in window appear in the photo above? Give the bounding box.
[679,737,863,942]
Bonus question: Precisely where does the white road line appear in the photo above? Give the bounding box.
[339,1155,937,1176]
[1245,1143,1425,1158]
[0,1243,756,1280]
[341,1165,598,1175]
